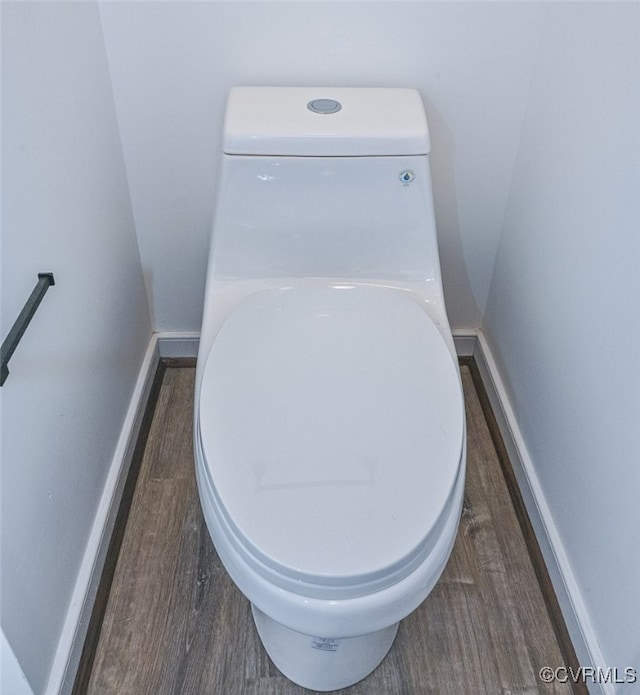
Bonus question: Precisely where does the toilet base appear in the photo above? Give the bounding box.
[251,605,399,691]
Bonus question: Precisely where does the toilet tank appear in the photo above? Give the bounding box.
[210,87,442,291]
[224,87,430,157]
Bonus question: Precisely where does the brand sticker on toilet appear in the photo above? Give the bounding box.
[399,169,415,185]
[311,637,341,652]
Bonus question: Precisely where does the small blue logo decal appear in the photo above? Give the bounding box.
[399,170,415,185]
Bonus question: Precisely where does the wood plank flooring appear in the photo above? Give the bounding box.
[86,365,577,694]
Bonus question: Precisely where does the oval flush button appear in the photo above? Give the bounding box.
[307,98,342,114]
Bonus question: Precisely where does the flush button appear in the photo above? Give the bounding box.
[307,98,342,114]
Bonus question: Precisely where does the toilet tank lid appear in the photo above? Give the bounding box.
[223,87,431,157]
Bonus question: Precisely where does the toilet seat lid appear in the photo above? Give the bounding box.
[199,286,464,597]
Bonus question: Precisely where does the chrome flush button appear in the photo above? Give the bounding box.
[307,98,342,114]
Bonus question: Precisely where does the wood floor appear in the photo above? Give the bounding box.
[85,365,579,694]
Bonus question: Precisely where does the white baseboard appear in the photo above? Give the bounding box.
[47,335,161,695]
[156,331,200,360]
[470,331,608,695]
[452,329,478,358]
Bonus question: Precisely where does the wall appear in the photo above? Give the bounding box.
[1,3,151,693]
[1,627,34,695]
[484,2,640,685]
[99,1,546,332]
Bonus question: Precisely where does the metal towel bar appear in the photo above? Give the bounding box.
[1,272,55,386]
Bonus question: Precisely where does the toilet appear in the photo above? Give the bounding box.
[194,87,466,691]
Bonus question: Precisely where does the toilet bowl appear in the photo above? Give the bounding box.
[194,87,466,691]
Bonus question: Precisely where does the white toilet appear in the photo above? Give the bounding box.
[194,87,466,691]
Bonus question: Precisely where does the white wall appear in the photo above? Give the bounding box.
[1,627,34,695]
[99,0,546,332]
[484,2,640,684]
[1,3,151,693]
